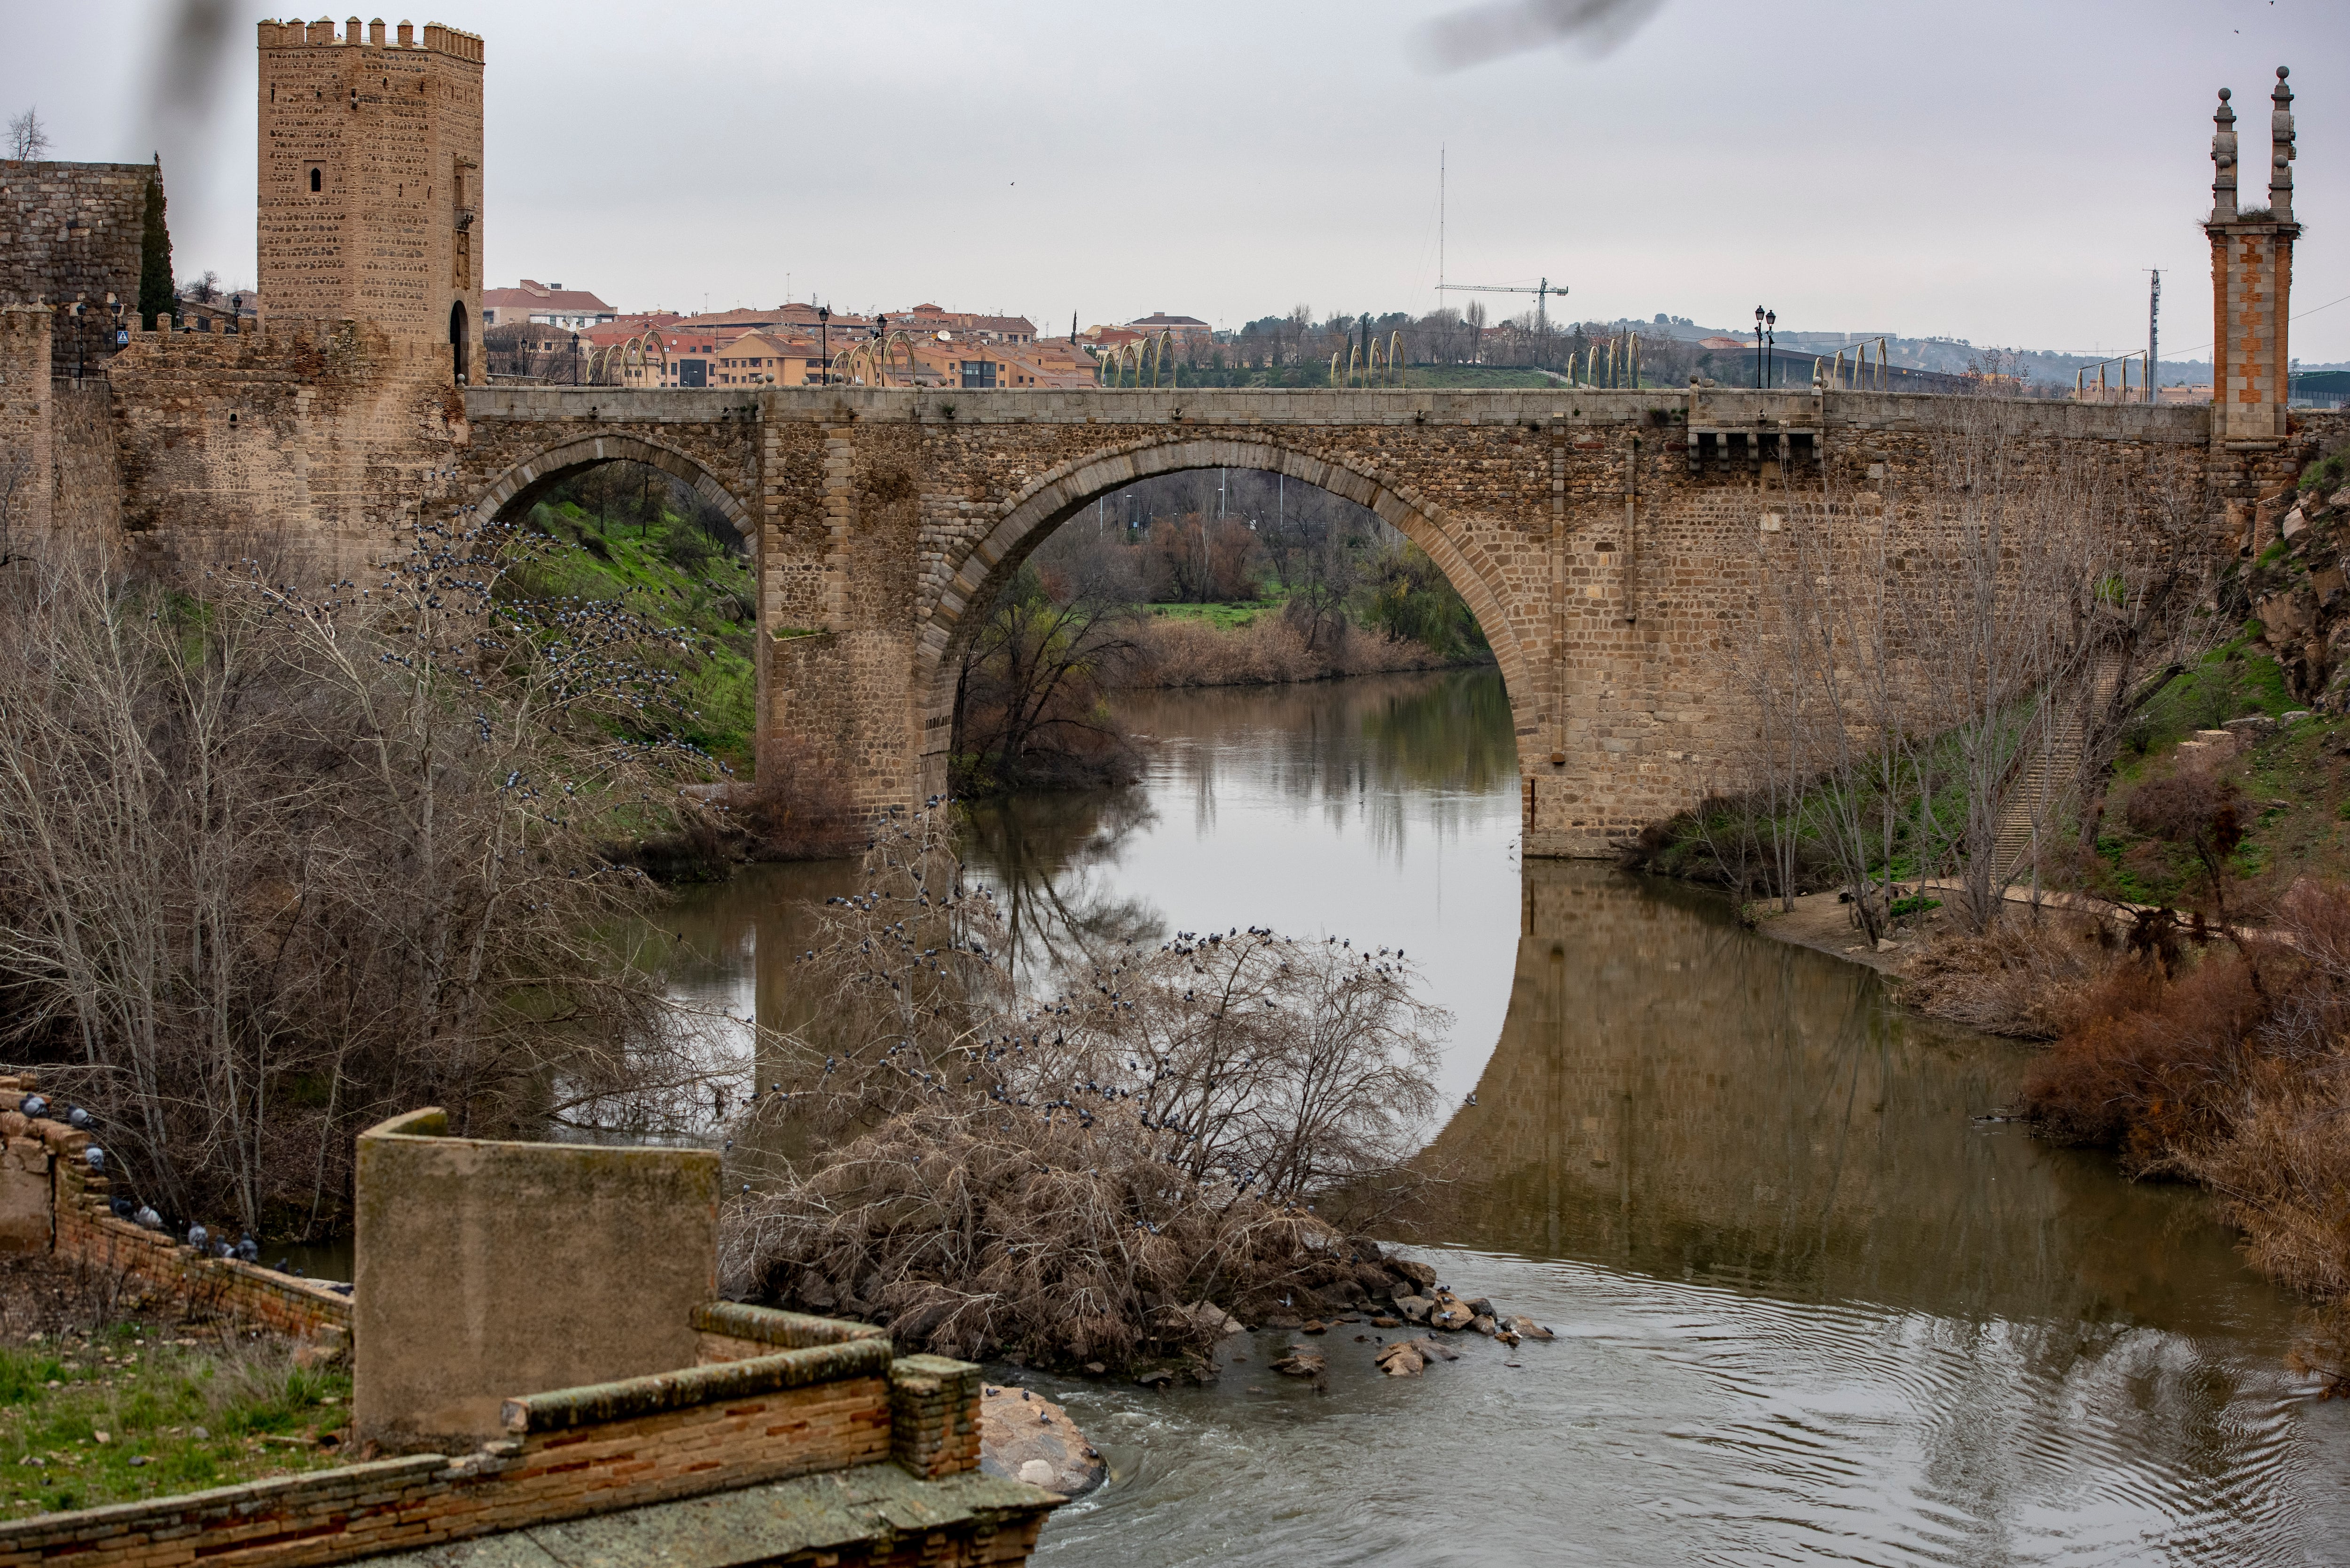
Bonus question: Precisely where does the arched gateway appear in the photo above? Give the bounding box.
[452,383,2225,857]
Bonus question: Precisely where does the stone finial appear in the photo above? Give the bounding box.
[2270,65,2295,222]
[2211,87,2238,222]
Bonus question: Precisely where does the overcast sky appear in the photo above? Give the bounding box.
[8,0,2346,360]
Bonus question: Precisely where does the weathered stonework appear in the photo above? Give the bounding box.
[451,384,2230,856]
[0,304,53,543]
[256,17,485,382]
[0,158,149,366]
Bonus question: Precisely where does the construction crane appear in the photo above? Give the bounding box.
[1438,277,1569,339]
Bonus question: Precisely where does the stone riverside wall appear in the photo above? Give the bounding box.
[0,1077,351,1341]
[0,160,149,366]
[458,384,2239,856]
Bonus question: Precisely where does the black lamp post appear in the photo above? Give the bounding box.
[569,330,580,386]
[1765,310,1776,388]
[817,305,830,384]
[228,293,242,336]
[1753,306,1765,389]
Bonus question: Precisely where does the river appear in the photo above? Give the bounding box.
[668,667,2350,1566]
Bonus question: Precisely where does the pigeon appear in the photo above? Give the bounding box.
[1464,1092,1478,1108]
[188,1223,208,1250]
[134,1206,162,1231]
[66,1107,93,1131]
[84,1146,104,1173]
[19,1094,47,1118]
[110,1196,134,1219]
[235,1234,258,1264]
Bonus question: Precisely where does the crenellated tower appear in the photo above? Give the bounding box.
[2205,67,2299,445]
[255,17,485,383]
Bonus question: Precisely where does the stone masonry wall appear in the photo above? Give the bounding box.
[0,161,149,366]
[0,305,52,543]
[106,320,465,578]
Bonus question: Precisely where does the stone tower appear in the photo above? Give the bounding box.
[2205,67,2299,445]
[255,17,485,383]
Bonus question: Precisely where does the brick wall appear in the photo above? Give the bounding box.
[0,161,148,366]
[0,1334,1019,1568]
[0,1076,352,1340]
[888,1355,985,1480]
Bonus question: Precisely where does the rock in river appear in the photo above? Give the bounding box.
[979,1385,1105,1497]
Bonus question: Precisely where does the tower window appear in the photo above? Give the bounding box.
[310,167,321,192]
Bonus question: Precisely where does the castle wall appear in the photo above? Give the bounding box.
[104,320,464,576]
[0,305,52,545]
[0,160,149,366]
[50,377,121,538]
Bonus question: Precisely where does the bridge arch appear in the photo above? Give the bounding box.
[914,436,1535,786]
[469,433,756,551]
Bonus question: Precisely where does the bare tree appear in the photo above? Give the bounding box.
[0,526,742,1238]
[1717,405,2223,935]
[7,108,50,160]
[720,811,1446,1366]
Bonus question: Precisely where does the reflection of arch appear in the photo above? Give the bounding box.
[914,437,1530,782]
[469,434,755,552]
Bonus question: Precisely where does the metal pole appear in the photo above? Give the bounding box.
[2147,269,2161,405]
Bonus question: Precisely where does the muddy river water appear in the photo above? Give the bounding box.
[670,668,2350,1566]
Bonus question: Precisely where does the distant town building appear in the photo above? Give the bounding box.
[1124,312,1212,351]
[481,280,617,329]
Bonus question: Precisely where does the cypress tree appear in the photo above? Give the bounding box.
[137,161,174,331]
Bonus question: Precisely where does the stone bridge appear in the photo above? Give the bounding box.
[453,385,2235,855]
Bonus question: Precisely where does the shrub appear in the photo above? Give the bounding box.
[720,812,1446,1368]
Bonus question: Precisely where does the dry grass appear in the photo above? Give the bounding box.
[1896,913,2108,1038]
[719,809,1446,1371]
[2016,881,2350,1389]
[1128,612,1467,690]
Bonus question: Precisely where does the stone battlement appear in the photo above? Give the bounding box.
[258,18,485,60]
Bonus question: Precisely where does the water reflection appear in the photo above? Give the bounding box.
[1429,865,2273,1339]
[663,670,2350,1564]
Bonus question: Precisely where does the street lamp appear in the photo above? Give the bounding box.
[569,330,580,386]
[1754,306,1764,390]
[817,305,830,384]
[1765,310,1776,388]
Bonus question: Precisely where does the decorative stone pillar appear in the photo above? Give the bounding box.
[2206,69,2300,448]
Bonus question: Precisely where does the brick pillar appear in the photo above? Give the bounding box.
[888,1354,983,1479]
[2205,70,2300,451]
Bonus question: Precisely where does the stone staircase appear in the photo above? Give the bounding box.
[1992,654,2123,884]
